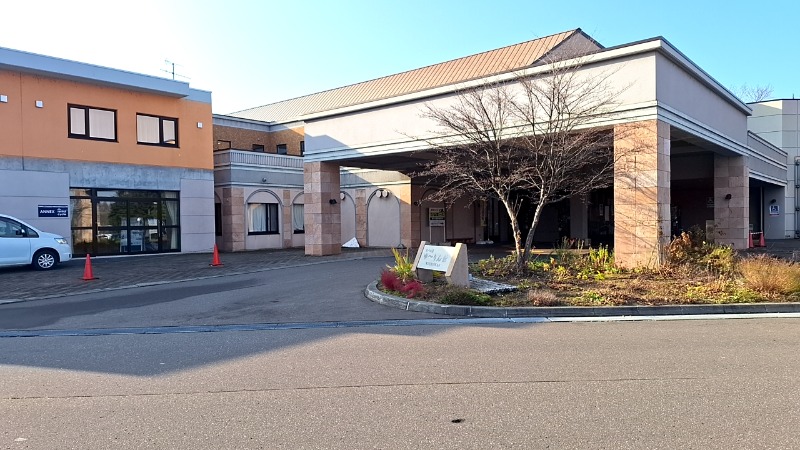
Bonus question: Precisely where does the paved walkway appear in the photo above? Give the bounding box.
[1,239,797,305]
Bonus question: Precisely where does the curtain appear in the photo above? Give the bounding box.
[292,204,304,232]
[89,109,115,139]
[249,204,266,232]
[137,115,160,143]
[69,108,86,135]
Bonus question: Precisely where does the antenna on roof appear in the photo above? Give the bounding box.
[161,60,190,81]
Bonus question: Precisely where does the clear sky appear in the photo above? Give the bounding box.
[2,0,797,114]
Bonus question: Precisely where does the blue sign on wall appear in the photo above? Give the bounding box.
[38,205,69,218]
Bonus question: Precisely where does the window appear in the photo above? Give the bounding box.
[252,144,265,152]
[68,104,117,141]
[300,141,305,156]
[217,140,232,150]
[0,218,37,238]
[292,204,304,234]
[137,114,178,147]
[248,203,279,234]
[276,144,287,155]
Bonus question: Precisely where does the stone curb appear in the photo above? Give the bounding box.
[364,281,800,317]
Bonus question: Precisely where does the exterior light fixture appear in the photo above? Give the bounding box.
[724,194,732,200]
[329,199,338,205]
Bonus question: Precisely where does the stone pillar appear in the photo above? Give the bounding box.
[569,194,589,243]
[221,187,245,252]
[613,120,671,268]
[394,183,413,249]
[713,155,749,248]
[355,189,367,247]
[282,189,292,248]
[304,162,341,256]
[409,183,424,250]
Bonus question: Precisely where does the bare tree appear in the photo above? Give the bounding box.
[415,60,625,269]
[732,83,773,103]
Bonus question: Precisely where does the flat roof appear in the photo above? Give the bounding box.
[0,46,211,104]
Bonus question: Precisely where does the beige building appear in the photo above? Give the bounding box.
[221,29,786,267]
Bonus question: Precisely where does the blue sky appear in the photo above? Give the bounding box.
[2,0,796,114]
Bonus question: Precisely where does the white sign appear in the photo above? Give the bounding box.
[429,207,445,227]
[416,245,457,271]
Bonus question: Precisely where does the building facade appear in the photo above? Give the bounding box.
[227,29,786,267]
[0,47,215,256]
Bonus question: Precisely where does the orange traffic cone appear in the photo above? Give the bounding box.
[758,232,765,247]
[210,244,223,267]
[82,254,97,280]
[748,233,754,248]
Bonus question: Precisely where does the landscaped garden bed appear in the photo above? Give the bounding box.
[377,231,800,307]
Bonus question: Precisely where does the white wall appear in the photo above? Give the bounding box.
[367,191,400,247]
[0,169,71,240]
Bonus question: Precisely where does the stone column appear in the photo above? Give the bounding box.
[713,155,749,248]
[409,183,424,250]
[613,120,671,268]
[355,189,367,247]
[304,162,341,256]
[394,183,413,249]
[282,189,292,248]
[221,187,245,252]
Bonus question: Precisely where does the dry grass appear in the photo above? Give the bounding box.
[527,289,562,306]
[739,255,800,294]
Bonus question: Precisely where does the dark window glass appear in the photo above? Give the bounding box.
[252,144,265,152]
[276,144,287,155]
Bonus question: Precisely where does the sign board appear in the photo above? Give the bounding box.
[416,244,458,271]
[706,197,714,209]
[428,207,445,227]
[769,204,780,216]
[38,205,68,218]
[412,241,469,288]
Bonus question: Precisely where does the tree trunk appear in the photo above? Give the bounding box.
[521,199,546,265]
[499,197,523,267]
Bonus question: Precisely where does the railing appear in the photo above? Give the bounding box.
[214,150,304,169]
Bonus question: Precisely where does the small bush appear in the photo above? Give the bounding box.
[389,247,415,282]
[527,289,563,306]
[438,287,492,306]
[400,279,425,299]
[740,255,800,294]
[380,269,403,292]
[472,254,518,278]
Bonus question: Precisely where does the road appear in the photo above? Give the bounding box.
[1,257,799,448]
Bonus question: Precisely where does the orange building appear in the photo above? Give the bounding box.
[0,47,215,256]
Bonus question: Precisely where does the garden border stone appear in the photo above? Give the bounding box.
[365,281,800,317]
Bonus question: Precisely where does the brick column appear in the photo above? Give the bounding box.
[304,162,341,256]
[221,187,245,252]
[355,189,367,246]
[394,183,413,249]
[613,120,671,268]
[409,183,424,250]
[713,155,749,248]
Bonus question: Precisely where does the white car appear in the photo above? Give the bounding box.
[0,214,72,270]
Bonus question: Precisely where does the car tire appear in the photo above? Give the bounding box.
[32,249,58,270]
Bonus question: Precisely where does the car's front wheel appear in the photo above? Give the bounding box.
[32,249,58,270]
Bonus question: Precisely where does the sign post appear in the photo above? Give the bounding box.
[412,241,469,287]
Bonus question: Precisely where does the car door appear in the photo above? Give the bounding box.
[0,218,32,266]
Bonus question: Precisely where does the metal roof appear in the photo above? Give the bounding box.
[231,29,597,123]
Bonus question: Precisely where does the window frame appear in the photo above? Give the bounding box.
[136,113,179,148]
[67,104,118,142]
[276,144,287,155]
[247,203,279,235]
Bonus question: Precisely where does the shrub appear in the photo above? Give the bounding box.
[438,287,492,306]
[472,254,518,278]
[380,269,404,292]
[666,230,736,276]
[389,247,415,282]
[400,279,425,299]
[527,289,563,306]
[739,255,800,295]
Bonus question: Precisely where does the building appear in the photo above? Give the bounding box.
[0,47,215,256]
[225,29,786,267]
[748,99,800,239]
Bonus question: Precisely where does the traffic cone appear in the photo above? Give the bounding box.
[748,233,753,248]
[210,244,223,267]
[82,254,97,280]
[758,232,765,248]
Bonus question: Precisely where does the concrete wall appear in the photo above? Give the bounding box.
[0,168,70,239]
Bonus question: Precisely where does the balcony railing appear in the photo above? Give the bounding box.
[214,150,303,169]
